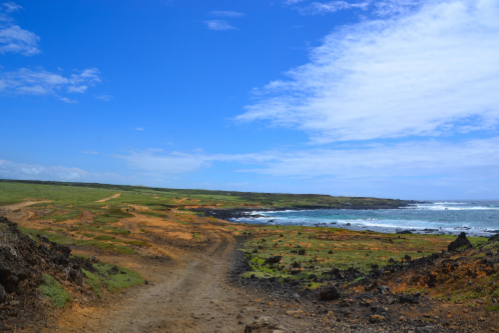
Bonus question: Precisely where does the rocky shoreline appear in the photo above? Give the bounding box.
[228,233,499,332]
[191,201,420,221]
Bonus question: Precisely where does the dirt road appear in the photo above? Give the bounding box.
[0,204,309,333]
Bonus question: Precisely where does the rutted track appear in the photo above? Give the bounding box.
[51,229,247,333]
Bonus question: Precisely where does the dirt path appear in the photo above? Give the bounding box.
[0,200,50,211]
[7,205,307,333]
[95,193,121,202]
[51,230,259,333]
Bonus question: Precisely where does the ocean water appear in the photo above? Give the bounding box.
[231,201,499,237]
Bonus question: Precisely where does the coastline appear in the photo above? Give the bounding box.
[191,200,420,220]
[191,203,497,238]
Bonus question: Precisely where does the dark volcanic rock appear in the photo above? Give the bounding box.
[448,232,472,251]
[319,285,341,300]
[488,234,499,243]
[264,256,282,265]
[399,294,419,304]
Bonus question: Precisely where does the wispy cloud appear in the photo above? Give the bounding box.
[111,137,499,183]
[96,94,113,101]
[210,10,245,17]
[238,0,499,143]
[114,150,213,175]
[2,2,22,13]
[282,0,307,4]
[0,10,40,55]
[203,20,236,30]
[0,159,121,182]
[301,1,370,14]
[135,127,145,131]
[0,68,102,101]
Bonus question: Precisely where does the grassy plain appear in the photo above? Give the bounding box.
[237,224,487,286]
[0,179,413,209]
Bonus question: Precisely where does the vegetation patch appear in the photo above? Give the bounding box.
[20,227,137,254]
[38,274,72,308]
[82,263,144,295]
[238,225,462,288]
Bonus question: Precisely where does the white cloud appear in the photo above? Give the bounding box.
[374,0,425,16]
[3,2,23,13]
[210,11,245,17]
[114,150,214,175]
[111,137,499,182]
[236,138,499,178]
[96,94,114,101]
[283,0,307,4]
[67,85,88,93]
[239,0,499,143]
[0,68,102,100]
[0,3,40,55]
[203,20,236,30]
[0,159,120,182]
[82,150,99,155]
[0,22,40,55]
[135,127,144,131]
[302,1,371,14]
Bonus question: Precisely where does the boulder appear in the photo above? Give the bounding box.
[488,234,499,243]
[264,256,282,265]
[399,295,419,304]
[448,232,472,251]
[298,249,306,255]
[319,285,341,300]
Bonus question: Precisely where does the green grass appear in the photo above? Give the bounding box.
[175,221,189,225]
[0,179,417,209]
[39,210,81,222]
[94,216,119,223]
[138,211,168,218]
[82,263,143,295]
[238,225,463,287]
[82,269,103,298]
[38,274,72,308]
[20,227,138,254]
[82,263,143,297]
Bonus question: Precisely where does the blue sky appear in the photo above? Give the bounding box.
[1,0,499,200]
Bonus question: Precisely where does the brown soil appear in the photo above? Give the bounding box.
[95,193,121,202]
[1,205,314,333]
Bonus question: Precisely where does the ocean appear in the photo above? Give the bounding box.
[231,201,499,237]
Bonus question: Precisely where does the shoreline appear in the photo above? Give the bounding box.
[191,201,420,219]
[192,204,497,238]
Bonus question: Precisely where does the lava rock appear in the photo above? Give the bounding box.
[448,232,472,251]
[264,256,282,265]
[488,234,499,243]
[319,285,341,300]
[399,295,419,304]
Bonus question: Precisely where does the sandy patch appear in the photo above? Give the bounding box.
[95,193,121,202]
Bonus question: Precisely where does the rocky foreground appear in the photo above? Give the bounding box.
[231,232,499,332]
[0,217,97,332]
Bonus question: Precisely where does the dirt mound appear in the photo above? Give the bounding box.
[0,217,95,332]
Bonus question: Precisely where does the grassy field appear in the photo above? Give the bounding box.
[0,179,414,209]
[237,224,488,288]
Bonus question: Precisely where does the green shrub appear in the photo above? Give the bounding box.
[38,274,72,308]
